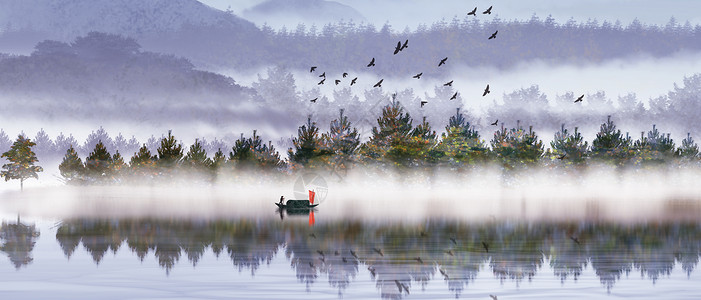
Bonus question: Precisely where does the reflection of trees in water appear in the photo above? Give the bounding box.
[52,219,701,297]
[0,218,40,269]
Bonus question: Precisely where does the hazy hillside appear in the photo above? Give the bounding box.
[242,0,366,28]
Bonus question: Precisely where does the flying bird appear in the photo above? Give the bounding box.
[414,257,424,264]
[413,73,423,79]
[373,79,384,88]
[482,241,490,253]
[394,280,403,293]
[439,268,449,279]
[401,39,408,50]
[467,7,477,16]
[420,100,428,107]
[575,94,584,103]
[350,250,359,259]
[489,30,498,40]
[394,41,402,55]
[310,66,317,72]
[342,72,348,78]
[318,78,325,85]
[450,237,457,245]
[490,120,498,126]
[438,57,448,67]
[570,235,582,245]
[450,91,458,100]
[373,247,384,256]
[319,72,326,78]
[445,250,454,256]
[367,57,375,67]
[483,5,493,14]
[483,84,490,96]
[342,257,347,263]
[350,77,358,85]
[310,97,318,103]
[335,79,341,85]
[490,295,498,300]
[317,250,325,257]
[444,80,453,86]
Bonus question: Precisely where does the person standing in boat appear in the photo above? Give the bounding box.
[279,196,285,205]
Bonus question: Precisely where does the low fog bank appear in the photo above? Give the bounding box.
[2,165,700,223]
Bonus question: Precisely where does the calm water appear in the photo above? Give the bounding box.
[1,209,700,299]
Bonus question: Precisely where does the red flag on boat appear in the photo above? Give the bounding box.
[309,190,315,204]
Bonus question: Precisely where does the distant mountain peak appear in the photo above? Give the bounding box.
[242,0,366,28]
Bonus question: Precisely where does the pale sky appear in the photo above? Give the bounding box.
[199,0,701,29]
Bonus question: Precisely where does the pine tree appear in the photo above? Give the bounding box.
[1,135,43,191]
[288,117,331,169]
[157,130,183,170]
[211,148,226,171]
[229,133,257,169]
[110,151,126,182]
[436,108,488,167]
[130,144,157,178]
[359,99,414,166]
[183,139,213,173]
[490,122,544,168]
[58,145,85,184]
[550,124,588,164]
[591,116,632,163]
[677,133,699,159]
[322,109,360,175]
[84,140,112,183]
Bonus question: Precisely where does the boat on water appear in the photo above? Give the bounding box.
[276,190,319,209]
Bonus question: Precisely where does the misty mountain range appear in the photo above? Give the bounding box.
[1,0,701,153]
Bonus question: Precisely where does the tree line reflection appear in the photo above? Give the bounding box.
[1,218,699,298]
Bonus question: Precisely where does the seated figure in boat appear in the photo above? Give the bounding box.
[279,196,285,205]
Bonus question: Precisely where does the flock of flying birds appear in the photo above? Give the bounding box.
[307,5,584,127]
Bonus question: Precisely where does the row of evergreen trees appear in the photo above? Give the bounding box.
[52,100,701,185]
[3,99,699,187]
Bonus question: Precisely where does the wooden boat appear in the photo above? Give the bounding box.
[275,200,319,209]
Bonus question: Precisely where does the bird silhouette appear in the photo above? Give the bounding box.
[309,233,316,238]
[445,250,454,256]
[310,66,317,72]
[367,57,375,67]
[373,79,383,88]
[483,6,493,14]
[490,120,498,126]
[490,295,498,300]
[421,100,428,107]
[350,77,358,86]
[309,262,315,268]
[414,257,424,264]
[394,280,403,293]
[318,78,325,85]
[334,250,340,256]
[317,250,325,257]
[394,41,402,55]
[482,241,490,253]
[335,79,341,85]
[450,237,457,245]
[310,97,318,103]
[319,72,326,78]
[444,80,453,86]
[413,72,422,79]
[570,235,582,245]
[450,92,458,100]
[439,268,449,279]
[342,257,348,263]
[483,84,490,96]
[489,30,498,40]
[350,250,359,259]
[401,39,408,50]
[373,247,384,256]
[342,72,348,78]
[575,94,584,103]
[400,283,410,295]
[468,7,477,16]
[438,57,448,67]
[319,256,325,263]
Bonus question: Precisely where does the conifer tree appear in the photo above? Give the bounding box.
[130,144,157,178]
[1,135,43,191]
[550,124,588,164]
[157,130,183,170]
[359,98,414,166]
[677,133,699,159]
[322,109,360,175]
[110,151,126,182]
[490,122,544,168]
[591,116,632,163]
[436,108,488,166]
[84,140,112,183]
[211,148,226,170]
[59,145,85,184]
[288,117,331,169]
[229,133,257,169]
[183,139,213,172]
